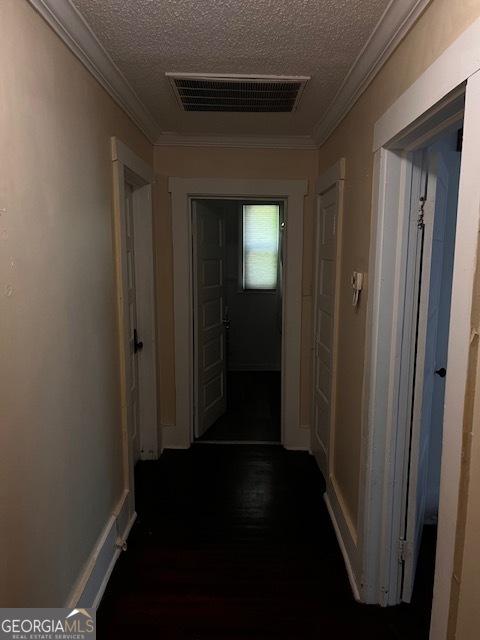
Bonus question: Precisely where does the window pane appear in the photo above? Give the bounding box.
[243,204,279,290]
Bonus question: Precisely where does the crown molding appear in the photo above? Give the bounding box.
[28,0,161,143]
[313,0,432,147]
[28,0,430,150]
[155,133,318,150]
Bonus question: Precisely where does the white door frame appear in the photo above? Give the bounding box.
[111,137,158,515]
[167,178,308,450]
[360,17,480,640]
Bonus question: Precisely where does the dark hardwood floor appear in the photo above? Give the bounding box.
[197,371,281,442]
[98,445,435,639]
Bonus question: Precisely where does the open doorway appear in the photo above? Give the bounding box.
[191,199,283,443]
[357,85,468,627]
[169,176,307,451]
[398,123,462,606]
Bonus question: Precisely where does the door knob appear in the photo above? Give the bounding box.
[134,328,143,353]
[435,367,446,378]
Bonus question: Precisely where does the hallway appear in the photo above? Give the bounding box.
[98,445,433,639]
[197,372,281,442]
[4,2,480,634]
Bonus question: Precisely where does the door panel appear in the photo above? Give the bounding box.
[203,335,223,372]
[193,201,227,437]
[202,259,222,286]
[313,184,340,478]
[402,151,450,601]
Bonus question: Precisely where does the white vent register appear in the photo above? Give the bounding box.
[166,73,309,112]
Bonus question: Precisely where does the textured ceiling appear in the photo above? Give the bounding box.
[72,0,390,138]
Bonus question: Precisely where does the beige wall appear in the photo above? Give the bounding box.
[153,146,318,429]
[316,0,480,531]
[0,0,152,606]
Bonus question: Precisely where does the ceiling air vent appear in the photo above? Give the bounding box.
[166,73,310,113]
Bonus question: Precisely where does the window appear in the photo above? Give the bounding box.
[242,203,280,290]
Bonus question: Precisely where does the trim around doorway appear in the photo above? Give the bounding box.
[111,137,158,481]
[67,138,157,610]
[166,178,308,450]
[358,17,480,640]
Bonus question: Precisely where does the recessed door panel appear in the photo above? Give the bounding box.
[202,297,223,331]
[204,373,224,411]
[203,335,224,372]
[202,258,222,288]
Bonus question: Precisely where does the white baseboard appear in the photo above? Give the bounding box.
[66,490,136,609]
[283,422,310,451]
[161,445,190,450]
[324,491,361,602]
[284,445,311,452]
[161,424,190,449]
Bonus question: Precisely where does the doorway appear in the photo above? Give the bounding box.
[168,177,307,451]
[399,124,462,605]
[111,137,158,523]
[192,199,283,443]
[124,180,142,462]
[357,86,470,625]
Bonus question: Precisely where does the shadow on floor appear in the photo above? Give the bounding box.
[98,445,435,639]
[197,371,281,442]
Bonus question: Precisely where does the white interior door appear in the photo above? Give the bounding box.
[193,201,227,438]
[402,150,450,601]
[313,184,340,478]
[124,181,141,463]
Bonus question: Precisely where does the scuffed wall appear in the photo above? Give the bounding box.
[0,0,152,606]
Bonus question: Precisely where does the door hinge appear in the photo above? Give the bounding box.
[417,196,426,229]
[398,538,410,563]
